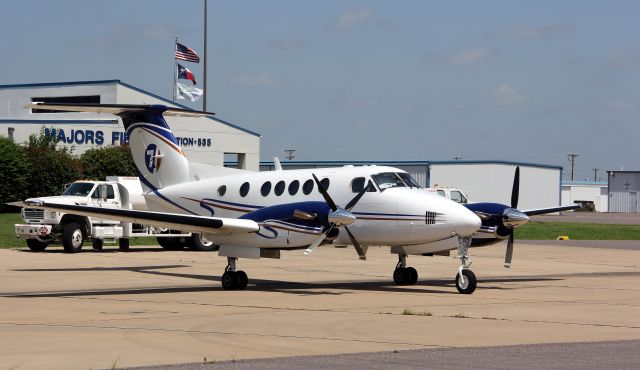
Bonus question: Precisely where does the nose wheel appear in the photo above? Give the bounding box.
[221,257,248,290]
[455,236,477,294]
[392,254,418,285]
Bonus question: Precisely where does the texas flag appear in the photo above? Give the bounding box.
[177,63,196,85]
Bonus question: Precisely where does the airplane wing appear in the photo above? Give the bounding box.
[9,201,259,235]
[521,204,581,216]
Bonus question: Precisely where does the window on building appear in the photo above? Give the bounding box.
[274,181,285,196]
[302,179,314,195]
[7,127,14,142]
[30,96,101,113]
[261,181,272,197]
[288,180,300,195]
[240,182,250,197]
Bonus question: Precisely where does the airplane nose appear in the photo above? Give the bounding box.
[454,206,482,237]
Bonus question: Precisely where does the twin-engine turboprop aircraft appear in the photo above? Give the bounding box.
[14,102,573,294]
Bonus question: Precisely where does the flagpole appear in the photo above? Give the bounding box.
[203,0,208,111]
[173,36,178,102]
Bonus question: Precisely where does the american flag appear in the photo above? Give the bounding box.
[175,42,200,63]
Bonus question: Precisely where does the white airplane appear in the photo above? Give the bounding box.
[13,102,566,295]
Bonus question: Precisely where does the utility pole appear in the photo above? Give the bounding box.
[203,0,208,111]
[567,153,578,181]
[452,156,462,161]
[592,168,599,182]
[284,149,296,160]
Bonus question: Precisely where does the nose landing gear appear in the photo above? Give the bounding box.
[393,254,418,285]
[221,257,248,290]
[455,237,477,294]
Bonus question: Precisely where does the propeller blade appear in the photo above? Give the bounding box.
[345,181,372,211]
[511,166,520,209]
[504,230,514,268]
[312,174,337,212]
[304,225,333,255]
[345,226,368,260]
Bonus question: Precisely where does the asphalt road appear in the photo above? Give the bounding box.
[124,340,640,370]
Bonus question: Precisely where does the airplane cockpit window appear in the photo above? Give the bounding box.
[240,182,250,197]
[397,173,421,188]
[437,190,445,197]
[274,181,285,196]
[302,179,314,195]
[372,172,406,190]
[261,181,272,197]
[320,178,330,192]
[63,183,94,196]
[217,185,226,196]
[451,191,467,204]
[288,180,300,195]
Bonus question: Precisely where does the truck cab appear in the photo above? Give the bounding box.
[427,187,469,204]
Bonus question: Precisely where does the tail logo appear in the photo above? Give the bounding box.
[144,144,163,173]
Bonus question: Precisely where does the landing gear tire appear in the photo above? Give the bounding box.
[235,271,248,290]
[393,267,418,285]
[455,269,477,294]
[188,233,218,252]
[221,271,236,290]
[62,222,84,253]
[157,237,184,250]
[92,239,103,251]
[26,239,48,252]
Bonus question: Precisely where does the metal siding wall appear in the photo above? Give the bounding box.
[429,163,560,210]
[608,172,640,212]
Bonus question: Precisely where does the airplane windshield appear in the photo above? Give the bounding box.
[62,183,95,196]
[397,173,421,189]
[372,172,406,190]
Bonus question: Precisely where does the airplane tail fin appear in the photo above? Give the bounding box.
[26,103,215,191]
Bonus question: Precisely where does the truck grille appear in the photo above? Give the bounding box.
[24,209,45,220]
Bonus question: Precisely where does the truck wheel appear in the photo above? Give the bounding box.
[119,238,130,251]
[62,222,84,253]
[188,233,219,251]
[26,239,48,252]
[157,237,184,250]
[92,239,103,251]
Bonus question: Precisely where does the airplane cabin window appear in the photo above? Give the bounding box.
[274,181,285,196]
[437,190,445,197]
[217,185,226,196]
[302,179,314,195]
[372,172,406,190]
[288,180,300,195]
[397,173,421,188]
[320,178,330,192]
[240,182,250,197]
[261,181,272,197]
[351,177,365,193]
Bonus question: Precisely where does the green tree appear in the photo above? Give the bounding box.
[23,130,83,197]
[80,144,136,180]
[0,136,29,211]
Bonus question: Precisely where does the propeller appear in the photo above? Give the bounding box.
[503,166,528,268]
[304,174,371,260]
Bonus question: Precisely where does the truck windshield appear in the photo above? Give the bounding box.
[62,183,95,196]
[372,172,406,190]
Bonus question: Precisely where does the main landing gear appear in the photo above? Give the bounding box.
[455,236,477,294]
[393,254,418,285]
[221,257,248,290]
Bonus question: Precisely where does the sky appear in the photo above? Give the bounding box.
[1,0,638,181]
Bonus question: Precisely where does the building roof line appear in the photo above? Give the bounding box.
[0,79,261,137]
[0,119,118,124]
[256,159,561,170]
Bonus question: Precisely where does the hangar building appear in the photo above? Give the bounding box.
[0,80,261,170]
[561,181,608,212]
[608,171,640,212]
[258,160,563,211]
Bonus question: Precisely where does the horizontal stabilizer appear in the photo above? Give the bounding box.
[25,102,215,117]
[9,201,258,235]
